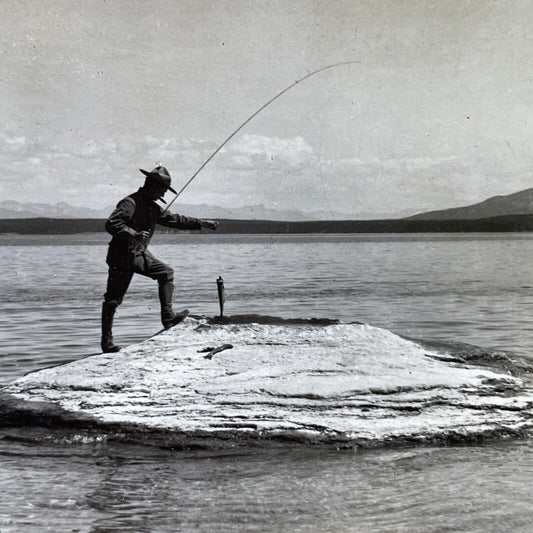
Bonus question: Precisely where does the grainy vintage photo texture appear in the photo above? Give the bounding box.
[1,1,532,532]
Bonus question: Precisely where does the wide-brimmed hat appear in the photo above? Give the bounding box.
[139,166,177,194]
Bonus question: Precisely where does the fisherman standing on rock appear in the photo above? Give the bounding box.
[101,165,218,353]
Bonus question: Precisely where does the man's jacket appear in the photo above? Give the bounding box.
[105,188,201,269]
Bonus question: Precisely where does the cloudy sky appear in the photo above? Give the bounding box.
[2,0,533,218]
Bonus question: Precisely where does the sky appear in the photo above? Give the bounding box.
[2,0,533,218]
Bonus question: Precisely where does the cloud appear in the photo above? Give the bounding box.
[1,128,532,217]
[228,134,313,166]
[171,134,318,174]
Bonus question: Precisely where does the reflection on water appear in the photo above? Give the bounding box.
[0,436,532,533]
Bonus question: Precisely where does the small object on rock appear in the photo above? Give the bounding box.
[217,276,225,319]
[200,344,233,360]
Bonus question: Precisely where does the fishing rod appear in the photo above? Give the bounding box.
[162,61,359,213]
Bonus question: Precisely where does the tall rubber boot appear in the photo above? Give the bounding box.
[159,282,189,329]
[101,302,121,353]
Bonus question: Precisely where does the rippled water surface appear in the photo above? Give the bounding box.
[1,436,532,533]
[1,232,533,531]
[3,232,533,383]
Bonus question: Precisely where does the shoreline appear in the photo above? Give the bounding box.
[2,231,533,248]
[4,214,533,234]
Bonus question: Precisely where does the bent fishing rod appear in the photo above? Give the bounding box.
[162,61,359,214]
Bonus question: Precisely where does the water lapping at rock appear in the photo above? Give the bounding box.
[2,317,532,448]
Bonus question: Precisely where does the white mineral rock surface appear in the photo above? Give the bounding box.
[4,318,533,446]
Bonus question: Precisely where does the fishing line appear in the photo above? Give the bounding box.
[162,61,359,213]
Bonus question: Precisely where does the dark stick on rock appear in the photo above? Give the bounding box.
[199,344,234,360]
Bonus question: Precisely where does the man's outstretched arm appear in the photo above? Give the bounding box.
[198,219,219,231]
[158,210,218,231]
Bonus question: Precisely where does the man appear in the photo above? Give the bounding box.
[101,165,218,353]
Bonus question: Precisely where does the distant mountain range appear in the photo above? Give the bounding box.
[3,187,533,221]
[406,188,533,220]
[0,201,109,219]
[0,200,404,221]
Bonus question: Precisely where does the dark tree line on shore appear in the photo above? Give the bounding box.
[2,215,533,234]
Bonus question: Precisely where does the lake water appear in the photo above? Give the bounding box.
[1,233,533,532]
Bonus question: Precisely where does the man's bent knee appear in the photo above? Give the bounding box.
[157,266,174,285]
